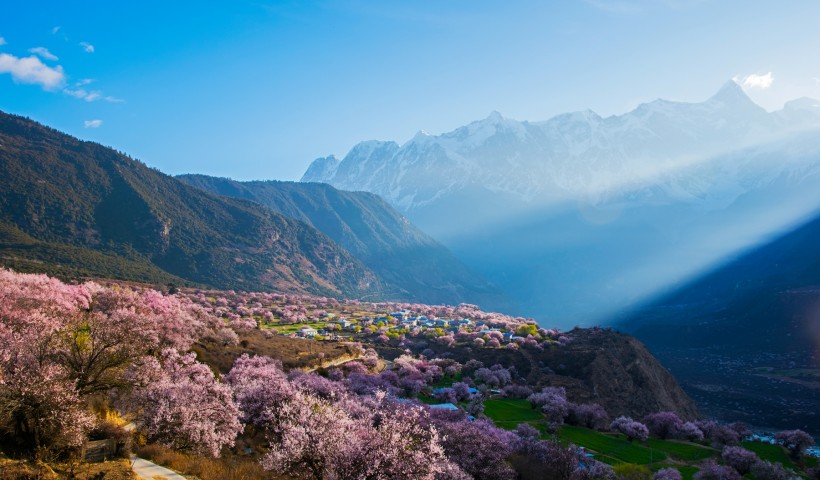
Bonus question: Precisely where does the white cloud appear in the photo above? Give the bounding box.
[28,47,59,61]
[736,72,774,90]
[0,53,65,89]
[63,85,124,103]
[76,78,94,86]
[813,77,820,86]
[0,37,6,46]
[63,88,98,101]
[51,26,61,35]
[84,119,103,128]
[79,41,95,53]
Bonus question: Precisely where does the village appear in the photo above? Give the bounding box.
[290,308,528,344]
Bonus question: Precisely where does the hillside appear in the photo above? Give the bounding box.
[177,174,507,307]
[621,208,820,432]
[0,111,385,298]
[377,327,699,420]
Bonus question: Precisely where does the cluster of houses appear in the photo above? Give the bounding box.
[291,309,526,343]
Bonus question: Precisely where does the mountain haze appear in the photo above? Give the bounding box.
[177,174,507,306]
[302,82,820,324]
[0,111,385,298]
[621,205,820,432]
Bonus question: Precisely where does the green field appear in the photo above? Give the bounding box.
[741,441,796,469]
[558,425,667,465]
[483,399,545,430]
[646,438,716,461]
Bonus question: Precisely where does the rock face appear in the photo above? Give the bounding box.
[394,328,699,420]
[0,111,385,298]
[538,328,700,420]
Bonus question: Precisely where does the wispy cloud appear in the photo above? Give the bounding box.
[64,88,123,103]
[0,37,6,46]
[28,47,58,61]
[0,53,65,89]
[64,88,97,101]
[735,72,774,90]
[79,41,95,53]
[84,119,103,128]
[51,26,61,35]
[582,0,708,14]
[582,0,643,14]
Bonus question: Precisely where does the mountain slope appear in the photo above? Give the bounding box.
[0,111,384,297]
[620,209,820,432]
[176,174,508,306]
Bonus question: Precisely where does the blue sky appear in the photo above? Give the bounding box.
[2,0,819,181]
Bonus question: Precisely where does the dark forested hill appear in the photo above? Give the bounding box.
[0,111,384,297]
[177,174,508,307]
[620,209,820,432]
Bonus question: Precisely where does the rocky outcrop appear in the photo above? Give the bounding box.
[411,327,699,420]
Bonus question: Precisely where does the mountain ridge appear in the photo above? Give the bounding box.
[0,110,387,298]
[176,174,509,307]
[302,81,820,212]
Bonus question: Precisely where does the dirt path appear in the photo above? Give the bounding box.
[130,455,186,480]
[304,353,361,372]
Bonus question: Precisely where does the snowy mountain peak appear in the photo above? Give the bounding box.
[486,110,504,122]
[300,154,339,183]
[300,81,820,210]
[708,80,753,106]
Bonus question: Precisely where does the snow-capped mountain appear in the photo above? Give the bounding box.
[300,81,820,325]
[303,81,820,212]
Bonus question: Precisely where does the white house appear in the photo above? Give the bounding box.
[297,327,318,338]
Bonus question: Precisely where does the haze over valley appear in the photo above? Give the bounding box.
[2,2,820,479]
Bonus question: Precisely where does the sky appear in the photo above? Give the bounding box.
[2,0,820,181]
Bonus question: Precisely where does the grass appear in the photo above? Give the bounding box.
[646,438,716,461]
[430,372,463,390]
[741,441,796,469]
[558,425,667,465]
[483,399,545,430]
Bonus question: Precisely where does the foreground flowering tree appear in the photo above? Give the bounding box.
[126,349,242,457]
[0,269,233,454]
[262,391,453,480]
[0,270,96,450]
[224,354,294,429]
